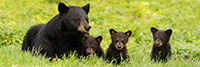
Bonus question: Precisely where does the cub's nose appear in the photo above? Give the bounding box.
[155,43,159,46]
[118,46,121,48]
[87,52,91,55]
[86,25,91,31]
[118,45,122,48]
[155,44,159,46]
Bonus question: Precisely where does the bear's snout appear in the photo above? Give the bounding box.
[154,40,163,47]
[86,48,94,55]
[118,45,122,48]
[155,43,159,46]
[115,42,124,50]
[85,25,91,31]
[77,19,91,33]
[87,52,91,55]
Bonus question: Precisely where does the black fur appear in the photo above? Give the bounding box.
[81,35,104,58]
[150,27,172,62]
[22,2,91,60]
[105,29,132,64]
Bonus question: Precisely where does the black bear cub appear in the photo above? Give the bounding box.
[81,35,104,58]
[150,27,172,62]
[105,29,132,64]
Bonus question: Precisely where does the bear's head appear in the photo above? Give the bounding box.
[58,2,91,34]
[82,35,103,55]
[151,27,172,47]
[109,29,132,50]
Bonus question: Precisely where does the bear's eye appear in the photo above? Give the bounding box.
[75,18,81,23]
[115,40,118,42]
[160,37,164,40]
[76,18,81,20]
[92,46,95,49]
[154,36,158,40]
[122,40,124,43]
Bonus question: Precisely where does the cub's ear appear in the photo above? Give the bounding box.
[125,30,132,37]
[82,3,90,14]
[151,27,158,34]
[58,2,68,15]
[165,29,172,36]
[109,29,117,35]
[81,35,88,40]
[96,36,103,43]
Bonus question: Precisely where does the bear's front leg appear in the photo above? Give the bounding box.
[122,47,130,62]
[96,47,105,58]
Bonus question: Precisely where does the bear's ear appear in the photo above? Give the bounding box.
[165,29,172,36]
[125,30,132,37]
[109,29,117,35]
[96,36,103,43]
[81,35,88,40]
[58,2,68,15]
[151,27,158,34]
[82,3,90,14]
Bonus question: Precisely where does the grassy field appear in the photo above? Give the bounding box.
[0,0,200,67]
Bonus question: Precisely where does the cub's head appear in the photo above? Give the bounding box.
[151,27,172,47]
[82,35,103,55]
[109,29,132,50]
[58,2,91,34]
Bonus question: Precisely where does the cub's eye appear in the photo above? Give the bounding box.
[122,40,124,43]
[92,46,95,49]
[160,37,164,40]
[154,36,158,40]
[115,40,118,42]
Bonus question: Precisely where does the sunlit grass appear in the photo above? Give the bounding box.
[0,0,200,67]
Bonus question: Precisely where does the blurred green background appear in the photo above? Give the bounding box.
[0,0,200,67]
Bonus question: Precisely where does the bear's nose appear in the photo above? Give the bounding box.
[156,44,159,46]
[87,52,91,55]
[118,45,121,48]
[86,25,91,31]
[118,46,121,48]
[155,43,159,46]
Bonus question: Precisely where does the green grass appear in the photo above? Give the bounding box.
[0,0,200,67]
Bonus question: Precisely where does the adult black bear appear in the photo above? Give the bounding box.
[22,24,44,51]
[150,27,172,62]
[22,2,91,60]
[81,35,104,58]
[105,29,132,64]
